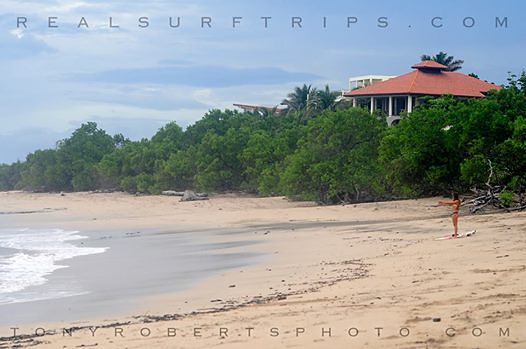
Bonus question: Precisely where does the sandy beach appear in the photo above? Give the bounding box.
[0,191,524,348]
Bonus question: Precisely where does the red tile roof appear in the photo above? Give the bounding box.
[344,62,501,98]
[411,60,448,70]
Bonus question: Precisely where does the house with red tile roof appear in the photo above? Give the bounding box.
[343,61,501,125]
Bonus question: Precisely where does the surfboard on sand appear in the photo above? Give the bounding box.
[435,230,476,241]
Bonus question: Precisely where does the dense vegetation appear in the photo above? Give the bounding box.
[1,73,525,204]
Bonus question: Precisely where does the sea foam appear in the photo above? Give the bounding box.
[0,229,107,304]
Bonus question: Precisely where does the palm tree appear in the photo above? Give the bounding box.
[281,84,317,112]
[420,51,464,72]
[308,85,341,112]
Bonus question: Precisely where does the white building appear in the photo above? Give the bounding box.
[348,75,395,91]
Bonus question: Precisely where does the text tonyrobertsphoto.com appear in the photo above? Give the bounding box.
[3,325,514,341]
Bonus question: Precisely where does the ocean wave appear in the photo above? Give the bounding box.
[0,229,108,304]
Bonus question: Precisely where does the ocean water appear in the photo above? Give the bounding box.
[0,228,108,305]
[0,226,264,324]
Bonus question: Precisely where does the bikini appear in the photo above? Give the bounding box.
[452,201,460,216]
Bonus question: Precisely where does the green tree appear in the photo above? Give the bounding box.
[380,80,525,196]
[494,116,526,190]
[98,139,157,193]
[49,122,117,191]
[159,147,198,190]
[379,96,463,196]
[20,149,69,191]
[0,162,25,191]
[281,108,387,203]
[151,122,184,156]
[184,109,243,146]
[308,85,341,112]
[420,51,464,72]
[195,126,252,191]
[240,130,274,192]
[281,84,316,112]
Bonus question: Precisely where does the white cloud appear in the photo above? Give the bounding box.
[0,0,107,14]
[193,88,213,100]
[9,28,24,39]
[45,1,108,14]
[191,88,233,109]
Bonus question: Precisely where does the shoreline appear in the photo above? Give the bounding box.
[0,225,268,326]
[0,191,525,348]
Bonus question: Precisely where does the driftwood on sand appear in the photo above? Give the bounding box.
[161,190,185,196]
[465,160,526,213]
[161,190,209,202]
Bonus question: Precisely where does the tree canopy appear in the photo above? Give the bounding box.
[1,73,524,204]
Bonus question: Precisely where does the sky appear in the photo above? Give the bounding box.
[1,0,525,163]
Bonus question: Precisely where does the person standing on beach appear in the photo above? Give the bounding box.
[439,192,461,238]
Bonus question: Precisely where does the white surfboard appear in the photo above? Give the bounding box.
[435,230,476,241]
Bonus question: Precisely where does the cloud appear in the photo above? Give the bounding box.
[9,28,24,39]
[0,0,108,15]
[0,30,56,59]
[0,128,67,164]
[44,1,108,14]
[81,64,322,88]
[77,85,209,111]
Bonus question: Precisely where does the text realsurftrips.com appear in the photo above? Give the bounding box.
[13,16,510,31]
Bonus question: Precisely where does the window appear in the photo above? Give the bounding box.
[375,97,389,114]
[394,97,407,115]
